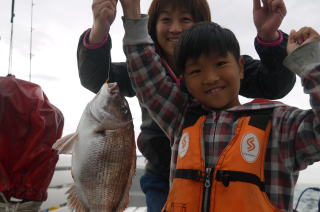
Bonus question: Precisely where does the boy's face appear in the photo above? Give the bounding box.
[183,52,244,110]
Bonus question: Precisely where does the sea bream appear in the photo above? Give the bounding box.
[53,82,136,212]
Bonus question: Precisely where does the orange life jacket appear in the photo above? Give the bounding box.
[163,112,284,212]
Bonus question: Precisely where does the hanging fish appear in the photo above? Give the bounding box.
[53,82,136,212]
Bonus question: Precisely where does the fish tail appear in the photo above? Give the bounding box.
[66,184,87,212]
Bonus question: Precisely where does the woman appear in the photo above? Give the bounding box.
[77,0,295,211]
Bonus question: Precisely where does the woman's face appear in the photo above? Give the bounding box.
[156,6,195,59]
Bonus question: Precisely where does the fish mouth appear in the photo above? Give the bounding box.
[107,82,117,88]
[107,82,119,94]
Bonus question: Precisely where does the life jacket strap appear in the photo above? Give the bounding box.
[248,111,272,130]
[215,170,265,191]
[174,169,205,182]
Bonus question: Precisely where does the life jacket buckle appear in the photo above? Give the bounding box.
[174,169,205,182]
[194,170,205,182]
[219,171,230,187]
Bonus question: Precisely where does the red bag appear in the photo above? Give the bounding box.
[0,75,64,201]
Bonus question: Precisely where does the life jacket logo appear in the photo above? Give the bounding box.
[178,132,189,158]
[240,133,260,163]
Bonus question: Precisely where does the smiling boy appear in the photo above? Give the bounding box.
[123,17,320,212]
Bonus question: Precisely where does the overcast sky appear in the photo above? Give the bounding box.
[1,0,320,184]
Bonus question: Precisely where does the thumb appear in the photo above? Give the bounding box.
[288,29,297,44]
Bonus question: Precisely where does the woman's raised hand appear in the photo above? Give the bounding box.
[89,0,117,44]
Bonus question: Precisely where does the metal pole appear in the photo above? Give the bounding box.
[8,0,15,75]
[10,0,15,23]
[29,0,35,81]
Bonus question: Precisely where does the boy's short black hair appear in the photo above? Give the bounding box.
[174,21,241,76]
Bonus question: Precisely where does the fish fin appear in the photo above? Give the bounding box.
[66,184,87,212]
[52,133,79,154]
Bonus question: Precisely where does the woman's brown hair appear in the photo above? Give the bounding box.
[148,0,211,50]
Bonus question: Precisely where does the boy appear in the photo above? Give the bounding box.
[123,15,320,212]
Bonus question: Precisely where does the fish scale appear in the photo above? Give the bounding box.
[53,82,136,212]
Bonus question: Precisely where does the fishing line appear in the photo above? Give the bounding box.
[106,56,111,82]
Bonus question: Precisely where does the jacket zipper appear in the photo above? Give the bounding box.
[202,113,219,212]
[202,167,214,212]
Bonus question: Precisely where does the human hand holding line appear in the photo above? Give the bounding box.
[89,0,117,44]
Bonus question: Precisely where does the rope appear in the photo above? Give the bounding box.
[0,192,10,212]
[0,193,43,212]
[39,202,67,212]
[0,192,20,212]
[294,187,320,211]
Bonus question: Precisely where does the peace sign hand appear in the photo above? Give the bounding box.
[253,0,286,42]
